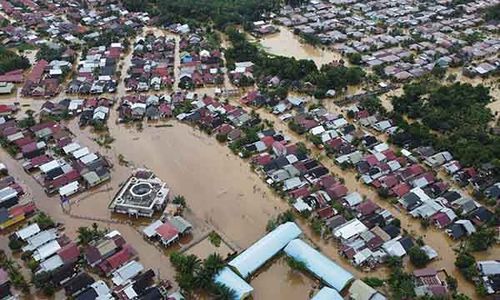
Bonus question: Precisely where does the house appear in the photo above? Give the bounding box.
[349,279,387,300]
[413,268,449,297]
[446,219,476,239]
[167,216,192,236]
[84,231,126,267]
[477,260,500,294]
[155,221,179,247]
[333,218,368,241]
[111,261,144,286]
[64,272,95,296]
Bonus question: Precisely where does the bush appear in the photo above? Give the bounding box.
[363,277,384,288]
[8,239,23,251]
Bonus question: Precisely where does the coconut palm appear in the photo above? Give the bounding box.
[213,283,237,300]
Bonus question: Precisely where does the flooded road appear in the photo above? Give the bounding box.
[259,26,343,67]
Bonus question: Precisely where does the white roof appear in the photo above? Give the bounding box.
[80,153,98,165]
[38,254,64,273]
[22,229,58,252]
[16,223,41,240]
[214,268,254,300]
[228,222,302,278]
[310,125,325,136]
[68,99,84,110]
[63,142,81,154]
[59,181,79,197]
[311,287,343,300]
[40,160,61,173]
[333,218,368,240]
[0,187,17,201]
[33,240,61,261]
[373,143,389,153]
[72,147,90,159]
[112,261,144,286]
[344,192,363,207]
[284,239,353,291]
[382,238,406,257]
[420,245,438,260]
[455,219,476,235]
[91,281,112,299]
[142,220,163,238]
[293,198,312,212]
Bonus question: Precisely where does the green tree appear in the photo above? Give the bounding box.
[33,212,55,230]
[77,223,105,246]
[172,195,187,207]
[408,246,430,268]
[212,283,237,300]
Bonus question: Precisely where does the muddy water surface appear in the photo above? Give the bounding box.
[259,26,343,67]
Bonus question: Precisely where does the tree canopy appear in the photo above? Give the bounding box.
[123,0,281,29]
[391,82,500,170]
[0,47,30,74]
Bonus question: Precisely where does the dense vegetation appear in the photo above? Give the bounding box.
[225,27,365,96]
[390,82,499,170]
[0,47,30,74]
[484,3,500,21]
[123,0,281,29]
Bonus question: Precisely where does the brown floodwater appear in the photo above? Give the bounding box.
[259,26,343,67]
[250,255,317,299]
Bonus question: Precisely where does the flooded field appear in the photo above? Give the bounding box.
[259,27,342,67]
[251,256,317,299]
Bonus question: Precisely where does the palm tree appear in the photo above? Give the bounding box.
[195,253,225,290]
[77,226,94,246]
[213,283,237,300]
[203,253,225,276]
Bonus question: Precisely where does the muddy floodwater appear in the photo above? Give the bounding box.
[259,26,343,67]
[251,256,317,299]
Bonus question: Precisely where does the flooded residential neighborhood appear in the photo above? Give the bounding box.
[0,0,498,300]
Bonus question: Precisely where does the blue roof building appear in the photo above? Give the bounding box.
[214,267,253,300]
[284,239,354,292]
[228,222,302,278]
[311,287,343,300]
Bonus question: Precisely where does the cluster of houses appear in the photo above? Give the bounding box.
[0,118,111,197]
[162,91,440,271]
[0,163,37,231]
[67,44,122,95]
[125,34,175,92]
[82,230,171,299]
[272,0,499,80]
[10,221,93,297]
[462,39,500,77]
[239,90,498,265]
[118,94,172,122]
[178,33,224,89]
[40,97,113,127]
[228,61,255,87]
[0,0,147,48]
[10,220,173,299]
[342,105,498,234]
[20,58,73,98]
